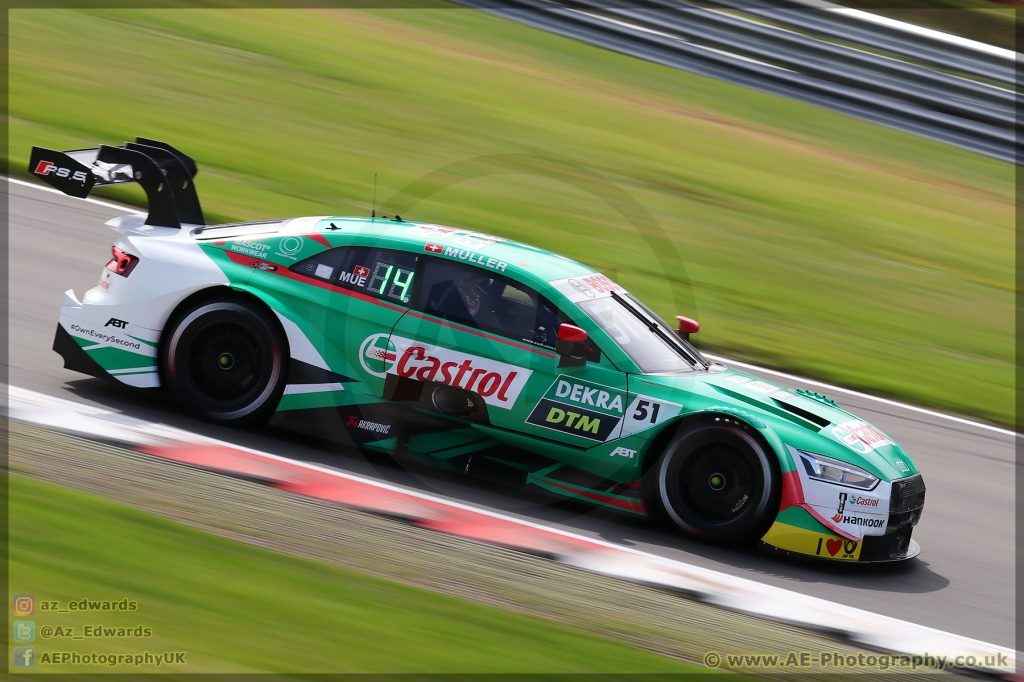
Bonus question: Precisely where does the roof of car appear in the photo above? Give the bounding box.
[315,217,597,285]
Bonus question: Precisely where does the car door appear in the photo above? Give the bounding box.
[291,244,419,398]
[387,256,629,448]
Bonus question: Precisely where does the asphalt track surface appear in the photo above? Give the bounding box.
[9,180,1014,649]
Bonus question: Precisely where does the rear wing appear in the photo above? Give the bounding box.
[28,137,204,229]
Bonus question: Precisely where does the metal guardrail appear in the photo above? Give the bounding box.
[721,0,1017,87]
[460,0,1018,163]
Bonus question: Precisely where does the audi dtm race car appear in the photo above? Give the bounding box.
[31,138,925,562]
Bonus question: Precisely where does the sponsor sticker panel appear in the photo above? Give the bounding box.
[761,522,863,560]
[832,419,893,454]
[620,394,682,437]
[525,375,627,442]
[346,415,391,436]
[796,462,891,539]
[358,333,397,379]
[229,239,270,259]
[59,316,156,358]
[527,399,619,441]
[720,374,793,400]
[549,275,625,304]
[388,336,532,409]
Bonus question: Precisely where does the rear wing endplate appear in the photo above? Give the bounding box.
[28,137,204,229]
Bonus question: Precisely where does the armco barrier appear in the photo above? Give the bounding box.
[461,0,1018,163]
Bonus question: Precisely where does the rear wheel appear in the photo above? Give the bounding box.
[162,298,287,423]
[645,421,779,544]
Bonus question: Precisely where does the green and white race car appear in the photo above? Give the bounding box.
[33,139,925,562]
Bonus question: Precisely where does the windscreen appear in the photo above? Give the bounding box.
[578,295,705,373]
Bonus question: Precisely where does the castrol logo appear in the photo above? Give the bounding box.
[359,333,397,378]
[389,336,532,409]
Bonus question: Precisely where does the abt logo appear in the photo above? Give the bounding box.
[105,318,128,329]
[34,160,89,183]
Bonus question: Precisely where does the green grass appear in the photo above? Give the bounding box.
[10,475,704,673]
[10,8,1013,425]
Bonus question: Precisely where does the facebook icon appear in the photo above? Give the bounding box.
[13,646,34,668]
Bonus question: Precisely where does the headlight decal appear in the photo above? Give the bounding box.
[798,451,880,491]
[784,445,891,541]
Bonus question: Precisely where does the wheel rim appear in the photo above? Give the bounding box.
[183,319,269,407]
[665,439,764,527]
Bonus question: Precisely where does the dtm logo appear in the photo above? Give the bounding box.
[104,318,128,329]
[34,160,89,183]
[358,334,397,379]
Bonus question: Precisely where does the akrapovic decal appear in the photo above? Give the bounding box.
[388,336,532,409]
[526,376,626,441]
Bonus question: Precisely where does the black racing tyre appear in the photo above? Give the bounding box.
[162,298,288,424]
[645,421,779,544]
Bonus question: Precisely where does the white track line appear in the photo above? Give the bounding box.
[9,176,1016,438]
[9,176,145,215]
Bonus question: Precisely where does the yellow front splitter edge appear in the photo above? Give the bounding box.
[760,520,920,563]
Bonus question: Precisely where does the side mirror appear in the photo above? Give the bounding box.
[676,315,699,342]
[556,323,588,367]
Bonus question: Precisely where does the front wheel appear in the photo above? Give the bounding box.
[645,421,779,544]
[162,298,288,423]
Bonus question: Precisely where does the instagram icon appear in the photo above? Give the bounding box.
[13,595,34,616]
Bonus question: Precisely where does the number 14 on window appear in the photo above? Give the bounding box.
[368,262,415,303]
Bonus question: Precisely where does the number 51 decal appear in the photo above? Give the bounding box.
[621,395,682,437]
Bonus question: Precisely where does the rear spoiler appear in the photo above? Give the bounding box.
[28,137,204,229]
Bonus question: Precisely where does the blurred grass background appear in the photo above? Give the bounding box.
[9,7,1013,424]
[11,474,704,673]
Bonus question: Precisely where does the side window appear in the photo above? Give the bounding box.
[416,258,600,361]
[292,247,350,283]
[292,247,419,305]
